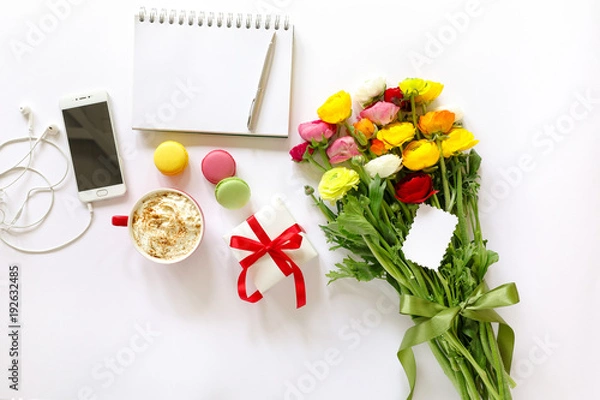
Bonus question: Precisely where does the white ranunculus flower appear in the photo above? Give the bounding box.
[433,104,464,122]
[354,77,386,106]
[364,154,403,178]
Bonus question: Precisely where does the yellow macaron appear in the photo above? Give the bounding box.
[154,140,189,175]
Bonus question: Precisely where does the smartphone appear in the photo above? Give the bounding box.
[59,90,126,202]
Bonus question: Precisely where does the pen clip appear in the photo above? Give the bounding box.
[247,98,256,130]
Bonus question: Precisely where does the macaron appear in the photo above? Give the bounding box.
[214,177,251,209]
[154,140,189,175]
[201,149,236,184]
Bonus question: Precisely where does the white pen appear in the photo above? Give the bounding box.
[247,32,277,132]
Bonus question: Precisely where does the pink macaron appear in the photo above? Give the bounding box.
[201,149,237,184]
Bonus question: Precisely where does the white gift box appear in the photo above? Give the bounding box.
[224,199,318,306]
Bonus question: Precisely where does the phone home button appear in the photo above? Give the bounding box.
[96,189,108,197]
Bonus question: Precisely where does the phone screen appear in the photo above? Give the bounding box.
[62,102,124,191]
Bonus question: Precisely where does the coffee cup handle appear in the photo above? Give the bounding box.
[112,215,129,227]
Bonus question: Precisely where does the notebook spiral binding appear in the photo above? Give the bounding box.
[138,7,290,30]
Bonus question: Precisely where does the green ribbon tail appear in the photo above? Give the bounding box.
[397,346,417,400]
[395,282,520,399]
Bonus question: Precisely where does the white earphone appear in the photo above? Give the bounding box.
[0,105,94,253]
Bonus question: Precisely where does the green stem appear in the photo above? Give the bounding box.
[455,168,470,244]
[479,322,494,367]
[419,269,443,304]
[444,343,471,400]
[402,259,430,299]
[470,196,483,245]
[454,366,471,400]
[486,323,511,400]
[435,270,453,307]
[379,202,397,242]
[457,358,480,399]
[386,180,412,222]
[363,235,414,294]
[318,146,332,169]
[430,193,442,210]
[445,332,501,400]
[428,340,468,399]
[308,192,336,223]
[376,236,427,298]
[410,94,419,133]
[306,154,328,172]
[436,141,452,212]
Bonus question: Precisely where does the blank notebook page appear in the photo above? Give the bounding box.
[132,10,294,137]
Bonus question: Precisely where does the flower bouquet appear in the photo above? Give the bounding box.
[291,77,519,400]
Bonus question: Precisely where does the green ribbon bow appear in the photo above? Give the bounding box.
[397,282,519,400]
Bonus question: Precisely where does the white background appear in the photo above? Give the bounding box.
[1,0,599,399]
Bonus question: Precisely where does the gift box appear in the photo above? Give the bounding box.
[224,198,318,308]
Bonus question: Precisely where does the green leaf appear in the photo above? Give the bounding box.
[336,213,379,237]
[368,175,385,218]
[467,149,482,176]
[336,196,379,237]
[326,256,383,283]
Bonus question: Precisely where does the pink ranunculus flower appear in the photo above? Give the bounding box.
[359,101,400,126]
[298,119,337,143]
[326,136,360,164]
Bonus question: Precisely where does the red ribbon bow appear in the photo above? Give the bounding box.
[229,215,307,308]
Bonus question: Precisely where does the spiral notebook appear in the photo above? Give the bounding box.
[132,8,294,137]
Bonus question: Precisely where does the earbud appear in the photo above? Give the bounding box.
[19,105,34,136]
[43,124,59,137]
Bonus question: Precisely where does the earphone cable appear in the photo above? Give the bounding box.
[0,202,94,254]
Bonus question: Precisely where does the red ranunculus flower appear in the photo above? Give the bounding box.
[289,142,313,162]
[384,87,404,106]
[394,173,438,204]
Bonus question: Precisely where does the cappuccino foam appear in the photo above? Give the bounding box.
[131,191,202,261]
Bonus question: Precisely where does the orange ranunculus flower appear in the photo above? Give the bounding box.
[402,139,440,171]
[441,128,479,157]
[370,139,387,156]
[376,122,415,150]
[317,91,352,124]
[353,118,376,139]
[418,110,455,137]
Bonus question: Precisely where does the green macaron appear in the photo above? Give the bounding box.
[214,177,251,209]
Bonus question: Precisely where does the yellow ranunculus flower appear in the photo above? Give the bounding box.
[317,91,352,124]
[399,78,444,103]
[402,139,440,171]
[399,78,428,96]
[418,110,455,137]
[318,167,360,202]
[376,122,415,150]
[416,81,443,103]
[441,128,479,157]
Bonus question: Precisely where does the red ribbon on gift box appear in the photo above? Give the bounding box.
[229,215,307,308]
